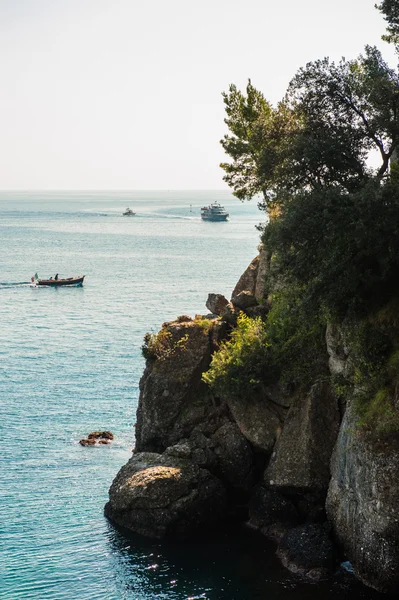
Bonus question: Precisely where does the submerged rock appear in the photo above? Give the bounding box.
[79,438,96,446]
[104,452,226,539]
[277,523,335,581]
[88,430,114,440]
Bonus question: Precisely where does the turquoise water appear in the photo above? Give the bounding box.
[1,191,382,600]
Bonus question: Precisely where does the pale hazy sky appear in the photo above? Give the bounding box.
[0,0,395,190]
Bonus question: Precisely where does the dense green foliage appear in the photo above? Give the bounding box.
[202,314,271,397]
[220,82,296,205]
[264,179,399,318]
[377,0,399,49]
[334,314,399,432]
[216,2,399,429]
[265,287,328,387]
[202,292,327,399]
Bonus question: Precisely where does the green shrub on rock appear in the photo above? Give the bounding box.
[141,329,189,361]
[334,315,399,433]
[202,288,327,399]
[202,314,272,397]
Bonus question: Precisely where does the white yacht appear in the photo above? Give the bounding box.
[200,201,229,221]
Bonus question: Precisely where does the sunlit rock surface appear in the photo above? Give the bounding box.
[105,452,226,539]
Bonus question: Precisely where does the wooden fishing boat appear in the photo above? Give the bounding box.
[36,276,85,287]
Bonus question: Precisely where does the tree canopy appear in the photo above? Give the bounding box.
[220,3,399,318]
[377,0,399,49]
[220,81,296,204]
[221,47,399,209]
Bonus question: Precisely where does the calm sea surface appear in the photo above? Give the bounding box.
[1,191,383,600]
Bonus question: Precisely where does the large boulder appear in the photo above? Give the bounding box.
[136,319,216,452]
[231,248,271,303]
[265,382,340,492]
[105,452,226,539]
[227,390,285,454]
[327,401,399,594]
[164,423,254,495]
[231,256,259,298]
[221,301,241,326]
[231,290,258,310]
[206,293,228,316]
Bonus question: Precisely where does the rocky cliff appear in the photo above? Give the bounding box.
[105,247,399,594]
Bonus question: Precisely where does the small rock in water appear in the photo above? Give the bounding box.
[79,430,114,446]
[87,430,114,440]
[79,438,96,446]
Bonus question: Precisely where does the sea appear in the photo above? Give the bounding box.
[1,190,384,600]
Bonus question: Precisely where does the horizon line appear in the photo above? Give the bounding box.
[0,188,234,192]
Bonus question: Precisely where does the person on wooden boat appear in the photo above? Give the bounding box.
[55,274,59,280]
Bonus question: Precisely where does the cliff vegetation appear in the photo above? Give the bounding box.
[217,0,399,433]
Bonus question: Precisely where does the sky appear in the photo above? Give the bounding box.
[0,0,396,190]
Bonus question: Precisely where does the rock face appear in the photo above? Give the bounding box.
[221,301,240,326]
[164,424,255,496]
[327,401,399,594]
[325,323,350,377]
[248,485,299,538]
[135,319,215,452]
[231,256,259,298]
[105,452,226,539]
[211,422,254,493]
[255,246,271,300]
[265,382,340,493]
